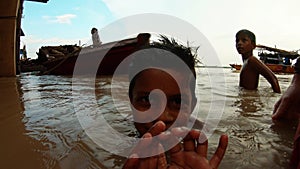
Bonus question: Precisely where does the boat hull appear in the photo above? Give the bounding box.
[41,33,151,76]
[229,63,294,74]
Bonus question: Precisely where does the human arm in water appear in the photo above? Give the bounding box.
[272,57,300,169]
[248,56,281,93]
[273,73,300,120]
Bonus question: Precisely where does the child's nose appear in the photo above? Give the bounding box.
[237,40,243,46]
[156,109,175,124]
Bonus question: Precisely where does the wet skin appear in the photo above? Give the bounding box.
[236,34,281,93]
[124,68,228,169]
[236,34,259,90]
[130,68,196,136]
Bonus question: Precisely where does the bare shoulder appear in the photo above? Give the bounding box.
[247,56,261,64]
[247,56,268,69]
[241,56,259,71]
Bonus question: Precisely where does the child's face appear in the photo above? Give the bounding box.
[236,34,255,55]
[130,68,196,136]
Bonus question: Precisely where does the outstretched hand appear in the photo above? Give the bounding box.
[123,121,228,169]
[167,128,228,169]
[122,121,167,169]
[273,74,300,120]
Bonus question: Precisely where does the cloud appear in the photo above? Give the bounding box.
[55,14,76,24]
[43,14,77,24]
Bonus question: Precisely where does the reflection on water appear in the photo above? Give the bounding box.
[234,90,264,115]
[216,70,295,169]
[0,77,44,169]
[0,68,297,169]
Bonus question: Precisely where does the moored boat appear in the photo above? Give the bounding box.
[230,63,294,73]
[230,44,299,74]
[229,64,241,71]
[38,33,151,76]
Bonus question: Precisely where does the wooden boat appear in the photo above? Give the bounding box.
[230,44,299,74]
[229,63,241,70]
[230,63,294,73]
[38,33,151,75]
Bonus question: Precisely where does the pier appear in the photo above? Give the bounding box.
[0,0,48,77]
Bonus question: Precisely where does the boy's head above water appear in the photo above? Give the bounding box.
[235,29,256,57]
[236,29,256,44]
[128,35,199,136]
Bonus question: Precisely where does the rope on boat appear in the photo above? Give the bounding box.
[39,48,81,75]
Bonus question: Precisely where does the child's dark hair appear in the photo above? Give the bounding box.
[91,27,97,34]
[128,35,200,100]
[236,29,256,44]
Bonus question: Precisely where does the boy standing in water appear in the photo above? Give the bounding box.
[123,36,228,168]
[235,29,281,93]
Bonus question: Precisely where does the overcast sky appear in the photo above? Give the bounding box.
[22,0,300,66]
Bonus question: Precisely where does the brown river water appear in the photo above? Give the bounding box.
[0,67,297,169]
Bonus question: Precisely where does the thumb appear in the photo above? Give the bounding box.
[272,98,290,120]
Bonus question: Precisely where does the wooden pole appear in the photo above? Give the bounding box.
[0,0,20,76]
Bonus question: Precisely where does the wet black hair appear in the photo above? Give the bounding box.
[236,29,256,44]
[128,35,200,100]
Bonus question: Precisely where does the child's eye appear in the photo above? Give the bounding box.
[139,95,150,103]
[241,38,249,43]
[169,97,184,110]
[169,97,187,110]
[172,97,181,105]
[134,95,151,110]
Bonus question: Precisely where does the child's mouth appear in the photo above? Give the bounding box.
[237,47,243,52]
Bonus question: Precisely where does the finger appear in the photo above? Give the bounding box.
[122,154,139,169]
[140,143,166,169]
[168,166,181,169]
[137,143,161,169]
[183,136,195,151]
[169,141,182,154]
[209,134,228,169]
[157,143,168,169]
[144,156,158,169]
[157,130,172,141]
[273,98,281,114]
[148,121,166,137]
[138,156,157,169]
[189,129,201,140]
[196,132,208,157]
[183,130,200,151]
[273,102,280,114]
[132,133,153,156]
[168,127,189,153]
[171,127,190,138]
[272,97,290,120]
